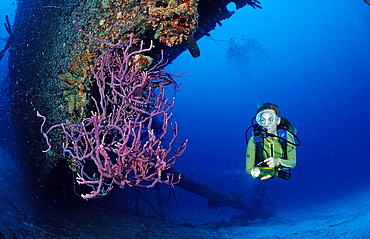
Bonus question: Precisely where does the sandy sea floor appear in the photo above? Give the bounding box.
[1,188,369,239]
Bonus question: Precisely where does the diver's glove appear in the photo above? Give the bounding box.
[264,157,281,167]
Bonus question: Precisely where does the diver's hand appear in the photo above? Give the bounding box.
[264,157,281,167]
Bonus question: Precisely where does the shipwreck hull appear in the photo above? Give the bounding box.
[8,0,259,200]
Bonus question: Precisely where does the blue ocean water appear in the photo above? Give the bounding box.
[0,0,369,237]
[166,0,370,210]
[0,2,16,176]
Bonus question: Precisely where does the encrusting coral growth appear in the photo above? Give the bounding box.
[58,0,198,122]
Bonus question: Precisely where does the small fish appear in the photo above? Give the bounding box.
[365,0,370,6]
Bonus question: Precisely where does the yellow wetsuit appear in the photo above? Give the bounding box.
[246,132,296,178]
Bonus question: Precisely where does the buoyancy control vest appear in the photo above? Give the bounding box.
[253,128,288,167]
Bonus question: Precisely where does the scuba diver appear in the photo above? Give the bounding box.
[245,102,300,180]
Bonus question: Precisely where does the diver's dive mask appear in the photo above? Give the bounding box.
[256,110,279,127]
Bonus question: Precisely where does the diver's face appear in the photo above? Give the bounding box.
[260,111,275,126]
[257,110,281,131]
